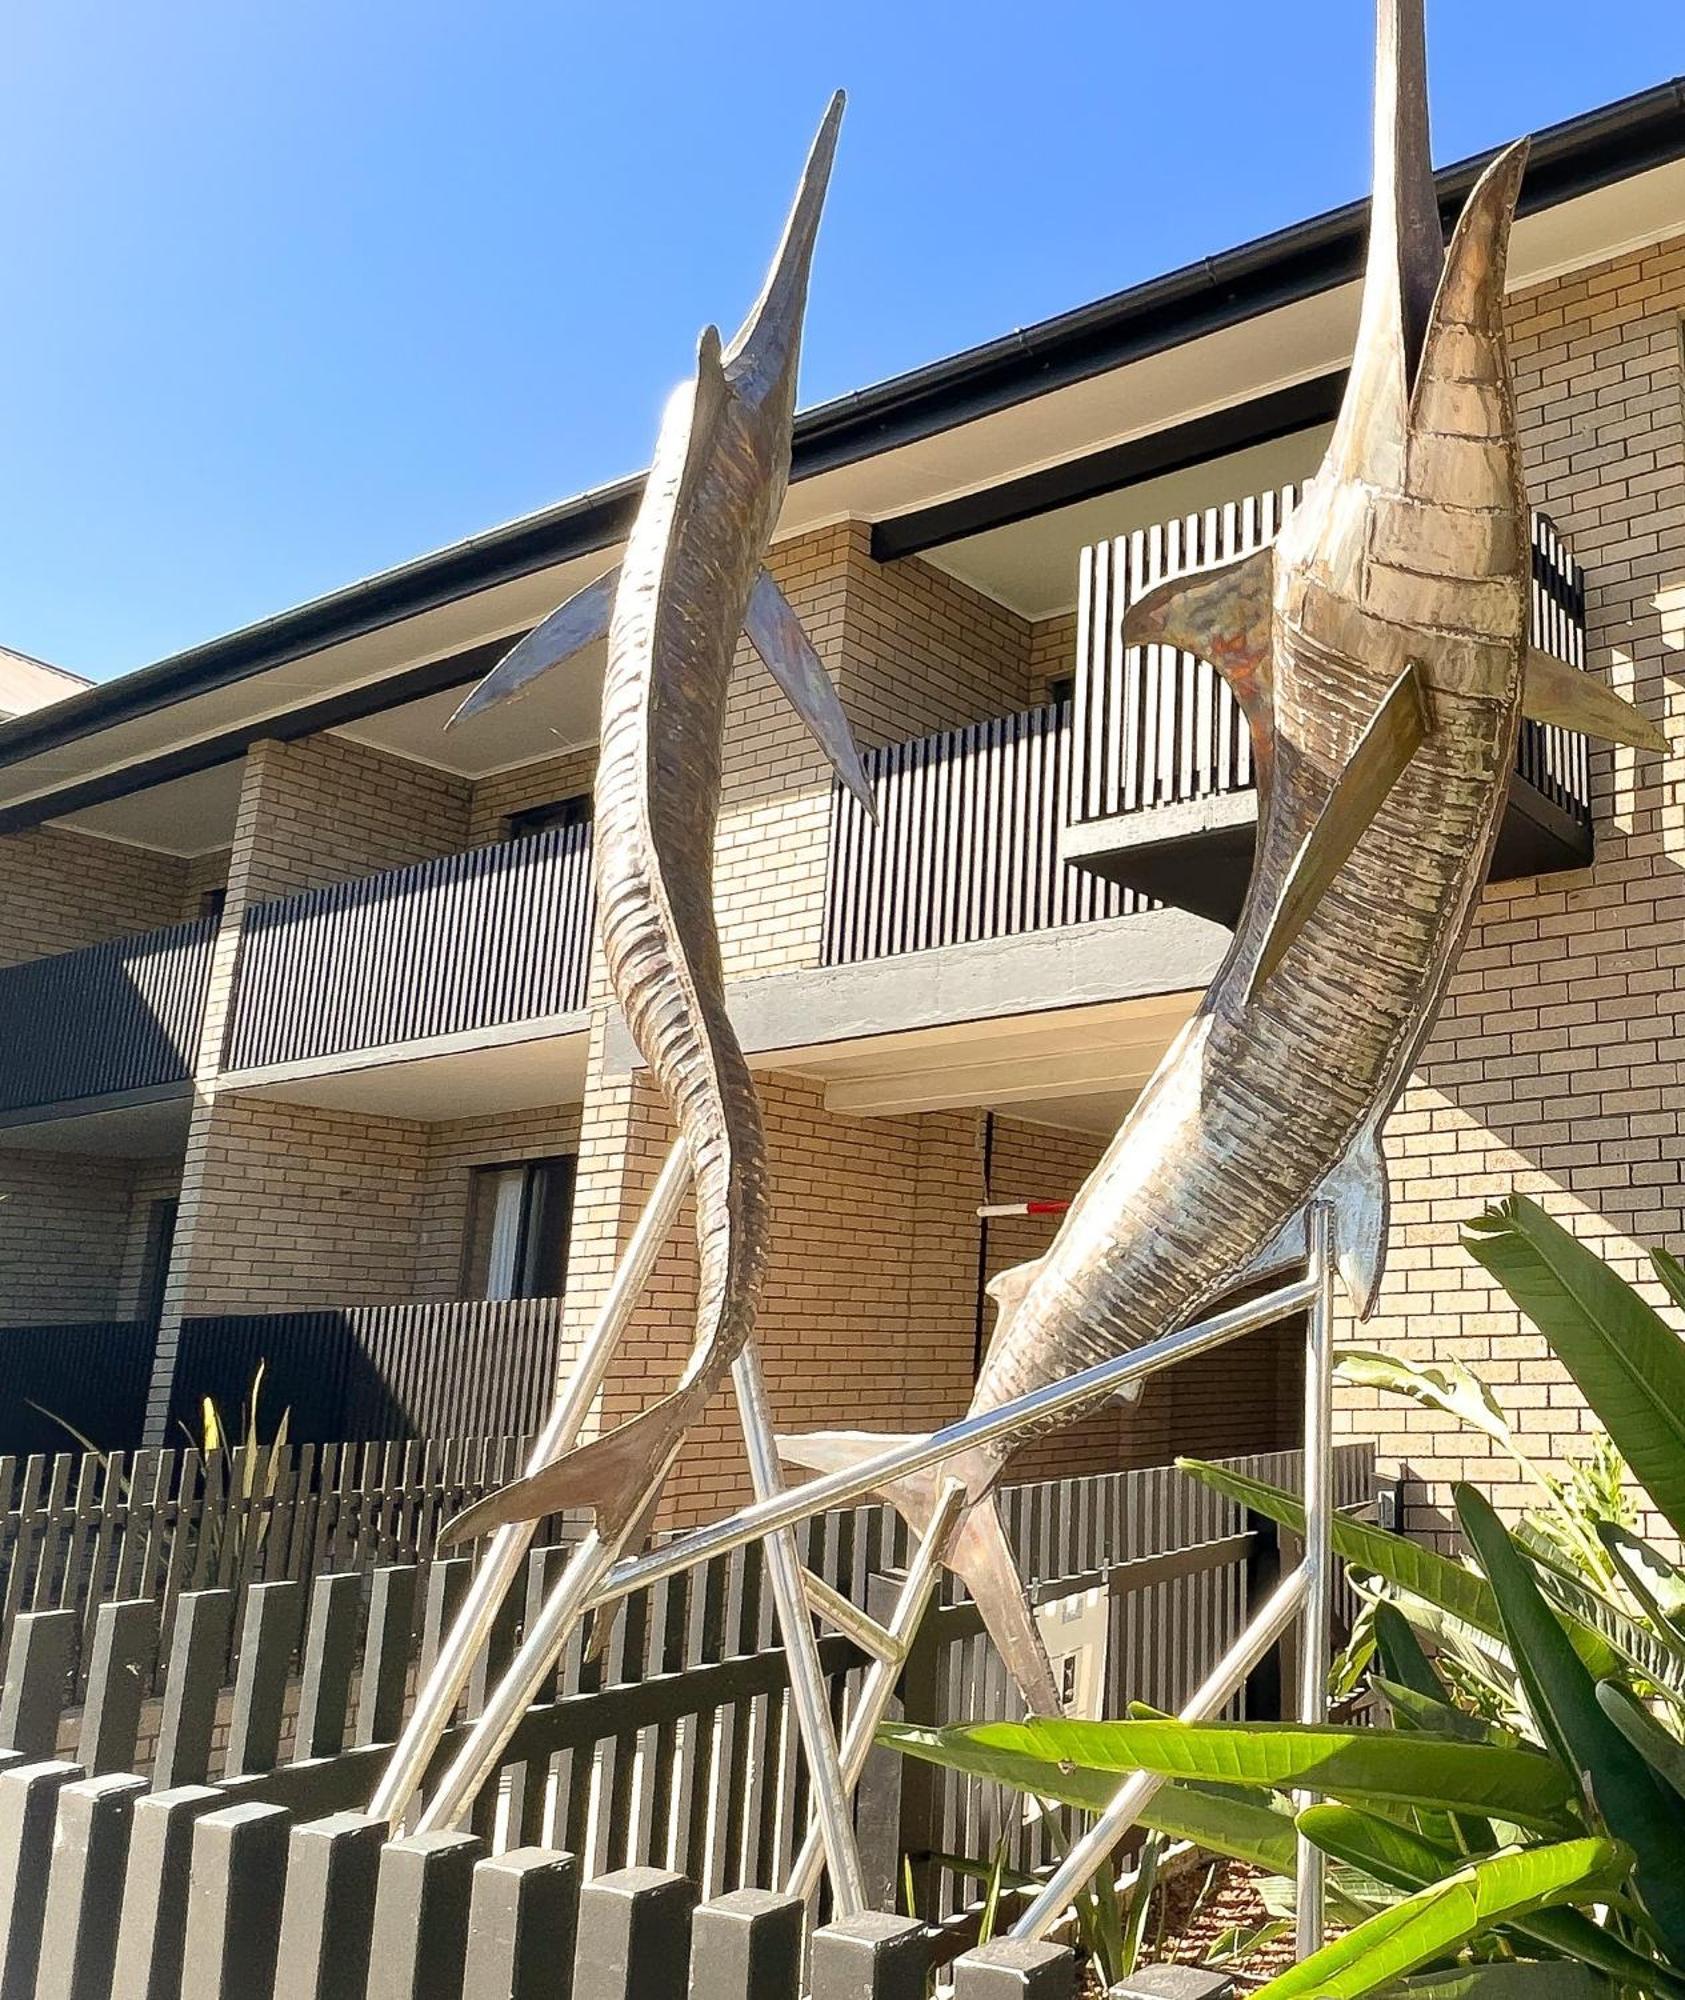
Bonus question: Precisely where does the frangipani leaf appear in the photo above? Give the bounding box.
[879,1718,1573,1830]
[1462,1197,1685,1540]
[1248,1839,1623,1999]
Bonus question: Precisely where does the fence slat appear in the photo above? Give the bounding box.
[463,1847,579,2000]
[182,1802,291,2000]
[224,1582,302,1779]
[76,1598,158,1776]
[366,1830,482,2000]
[0,1762,85,2000]
[809,1912,928,2000]
[35,1771,148,2000]
[109,1786,222,2000]
[295,1573,362,1763]
[951,1939,1076,1998]
[153,1590,233,1792]
[572,1868,696,2000]
[356,1565,419,1749]
[687,1887,803,2000]
[273,1812,387,2000]
[0,1610,76,1758]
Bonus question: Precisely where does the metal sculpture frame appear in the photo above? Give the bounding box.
[376,1165,1341,1949]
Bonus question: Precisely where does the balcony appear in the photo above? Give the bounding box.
[0,913,216,1123]
[223,819,596,1075]
[824,499,1592,959]
[1062,497,1591,925]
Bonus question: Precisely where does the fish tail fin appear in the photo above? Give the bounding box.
[438,1381,710,1548]
[777,1431,1064,1718]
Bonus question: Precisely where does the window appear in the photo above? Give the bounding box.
[198,885,228,924]
[462,1156,575,1300]
[137,1198,178,1327]
[1046,675,1076,711]
[507,795,592,841]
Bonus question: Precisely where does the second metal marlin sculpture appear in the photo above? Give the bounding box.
[781,0,1666,1716]
[443,92,872,1547]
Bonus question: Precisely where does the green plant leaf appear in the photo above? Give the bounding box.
[1377,1680,1513,1749]
[1248,1839,1622,1999]
[1650,1246,1685,1316]
[1595,1680,1685,1805]
[1599,1521,1685,1653]
[1301,1802,1685,1997]
[1181,1459,1503,1637]
[1463,1197,1685,1540]
[1182,1459,1624,1682]
[1336,1348,1526,1463]
[879,1718,1573,1830]
[1458,1485,1685,1960]
[1383,1968,1613,1998]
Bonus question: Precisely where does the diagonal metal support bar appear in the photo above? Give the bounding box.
[370,1139,692,1828]
[799,1570,903,1666]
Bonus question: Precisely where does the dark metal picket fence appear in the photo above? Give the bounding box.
[0,1445,1375,1997]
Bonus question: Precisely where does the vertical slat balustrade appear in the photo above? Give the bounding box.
[224,821,595,1072]
[0,914,216,1117]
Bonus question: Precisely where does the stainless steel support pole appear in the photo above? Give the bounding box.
[1012,1562,1310,1943]
[1295,1202,1337,1962]
[369,1138,690,1826]
[731,1341,868,1914]
[785,1479,967,1903]
[583,1275,1321,1615]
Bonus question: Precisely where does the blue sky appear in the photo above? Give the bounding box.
[1,2,1679,681]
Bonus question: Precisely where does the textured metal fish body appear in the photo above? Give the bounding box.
[443,97,852,1544]
[782,0,1583,1715]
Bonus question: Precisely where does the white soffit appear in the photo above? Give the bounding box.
[57,758,246,855]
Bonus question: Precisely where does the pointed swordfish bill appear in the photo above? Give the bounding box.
[780,0,1664,1719]
[440,92,873,1549]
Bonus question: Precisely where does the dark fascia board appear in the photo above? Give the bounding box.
[870,372,1346,561]
[3,74,1682,783]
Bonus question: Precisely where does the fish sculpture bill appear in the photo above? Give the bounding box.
[782,0,1663,1717]
[441,93,872,1548]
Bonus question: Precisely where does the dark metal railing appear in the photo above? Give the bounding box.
[0,914,216,1116]
[822,702,1136,966]
[1070,492,1592,830]
[0,1319,156,1453]
[168,1296,566,1444]
[224,820,595,1071]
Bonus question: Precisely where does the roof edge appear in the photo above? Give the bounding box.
[4,72,1683,774]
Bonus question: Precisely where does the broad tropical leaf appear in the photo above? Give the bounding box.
[1462,1197,1685,1539]
[1383,1969,1612,1998]
[1596,1680,1685,1805]
[1182,1458,1624,1681]
[1458,1486,1685,1960]
[1302,1802,1685,1997]
[1248,1839,1622,1998]
[880,1718,1573,1830]
[1599,1521,1685,1653]
[1336,1348,1530,1468]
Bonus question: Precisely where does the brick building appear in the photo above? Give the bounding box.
[0,84,1681,1534]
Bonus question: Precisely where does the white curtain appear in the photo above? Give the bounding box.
[482,1167,526,1300]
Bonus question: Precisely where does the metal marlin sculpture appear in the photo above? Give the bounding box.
[442,92,871,1550]
[780,0,1666,1715]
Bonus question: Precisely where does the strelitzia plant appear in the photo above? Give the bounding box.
[881,1198,1685,1996]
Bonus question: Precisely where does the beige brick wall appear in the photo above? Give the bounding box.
[1339,231,1685,1538]
[236,734,471,906]
[0,1149,140,1319]
[1028,612,1078,707]
[0,825,191,968]
[170,1095,430,1314]
[468,748,599,848]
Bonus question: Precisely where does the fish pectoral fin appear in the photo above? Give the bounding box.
[744,568,876,812]
[438,1386,702,1546]
[983,1255,1044,1334]
[1323,1121,1391,1317]
[1246,658,1432,1002]
[1523,647,1665,753]
[1121,544,1276,713]
[448,565,620,728]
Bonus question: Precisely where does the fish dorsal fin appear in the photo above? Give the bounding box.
[1327,0,1442,488]
[1324,1120,1392,1317]
[721,92,845,402]
[1246,659,1431,1000]
[743,568,876,809]
[448,565,621,727]
[1410,136,1529,438]
[1523,647,1665,753]
[1122,544,1275,723]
